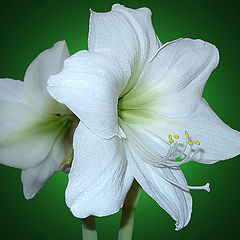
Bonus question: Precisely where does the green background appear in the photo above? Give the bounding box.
[0,0,240,239]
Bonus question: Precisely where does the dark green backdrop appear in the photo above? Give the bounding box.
[1,0,239,239]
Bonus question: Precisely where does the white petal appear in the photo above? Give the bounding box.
[0,78,26,104]
[24,41,70,113]
[21,129,72,199]
[123,99,240,164]
[120,38,219,117]
[165,99,240,164]
[89,4,161,96]
[0,102,67,169]
[65,122,133,218]
[125,142,192,230]
[0,78,38,138]
[48,50,130,139]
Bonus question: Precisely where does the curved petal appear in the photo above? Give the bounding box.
[65,122,133,218]
[0,78,26,104]
[24,41,70,113]
[0,102,39,138]
[125,142,192,230]
[0,102,68,169]
[89,4,161,96]
[21,128,72,199]
[122,99,240,164]
[165,99,240,164]
[120,38,219,117]
[48,50,131,139]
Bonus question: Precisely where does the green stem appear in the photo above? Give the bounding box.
[82,216,97,240]
[118,180,142,240]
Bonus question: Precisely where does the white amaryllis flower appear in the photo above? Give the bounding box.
[0,41,76,199]
[47,4,240,230]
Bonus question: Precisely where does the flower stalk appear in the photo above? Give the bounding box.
[118,180,142,240]
[82,216,97,240]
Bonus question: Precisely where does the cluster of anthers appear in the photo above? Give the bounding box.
[166,131,201,167]
[156,131,210,192]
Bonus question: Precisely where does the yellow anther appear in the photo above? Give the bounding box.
[185,131,190,139]
[173,135,179,139]
[194,140,200,145]
[168,134,174,144]
[186,141,193,145]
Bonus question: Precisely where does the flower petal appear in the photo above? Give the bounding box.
[21,129,72,199]
[125,142,192,230]
[24,41,70,113]
[89,4,161,96]
[120,38,219,117]
[163,99,240,164]
[0,78,26,104]
[48,50,130,139]
[65,122,133,218]
[0,102,68,169]
[122,99,240,164]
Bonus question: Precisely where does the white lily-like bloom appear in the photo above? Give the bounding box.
[47,4,240,230]
[0,41,76,199]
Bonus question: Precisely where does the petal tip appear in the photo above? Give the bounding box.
[23,188,36,200]
[89,8,96,14]
[69,201,122,219]
[54,40,67,47]
[112,3,122,9]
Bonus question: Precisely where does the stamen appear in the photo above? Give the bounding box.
[187,145,199,162]
[186,140,193,145]
[168,134,174,144]
[194,140,200,145]
[175,140,200,165]
[163,143,174,160]
[155,131,210,192]
[185,131,190,139]
[124,126,208,194]
[175,143,188,159]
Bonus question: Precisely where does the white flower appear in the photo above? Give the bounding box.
[47,4,240,230]
[0,41,76,199]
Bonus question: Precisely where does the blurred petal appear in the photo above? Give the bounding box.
[21,128,72,199]
[89,4,161,96]
[65,122,133,218]
[24,41,70,113]
[0,78,26,104]
[0,102,68,169]
[48,50,130,139]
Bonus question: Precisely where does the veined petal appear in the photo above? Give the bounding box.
[24,41,70,114]
[48,50,131,139]
[0,102,69,169]
[0,78,26,104]
[0,102,39,137]
[163,99,240,164]
[120,38,219,117]
[65,122,133,218]
[89,4,161,96]
[125,142,192,230]
[122,99,240,164]
[21,127,72,199]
